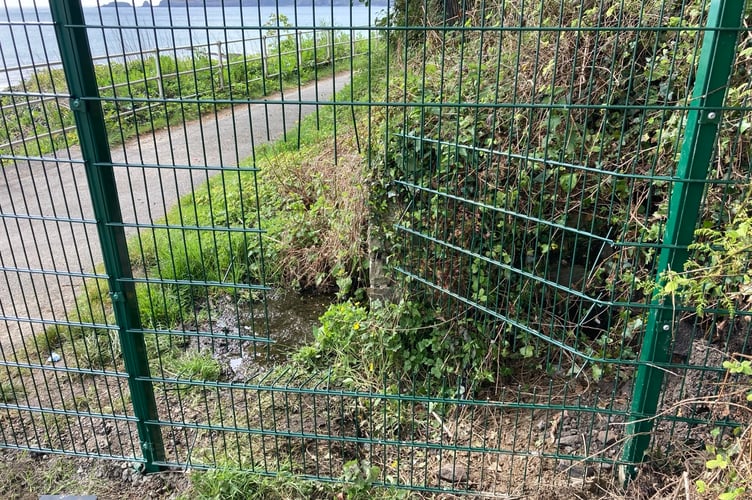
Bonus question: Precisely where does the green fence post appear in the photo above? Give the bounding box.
[49,0,166,471]
[619,0,745,482]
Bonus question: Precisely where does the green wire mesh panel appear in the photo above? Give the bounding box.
[46,0,375,474]
[389,0,751,475]
[0,2,140,460]
[142,368,629,495]
[394,0,699,362]
[1,0,751,495]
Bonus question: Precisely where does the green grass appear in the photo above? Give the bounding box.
[0,30,371,162]
[183,468,323,500]
[165,349,221,381]
[0,380,24,403]
[0,451,80,498]
[26,40,385,372]
[182,463,413,500]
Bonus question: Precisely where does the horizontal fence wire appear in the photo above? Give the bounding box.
[0,0,143,462]
[389,0,752,481]
[0,0,750,496]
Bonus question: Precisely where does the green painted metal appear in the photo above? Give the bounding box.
[48,0,166,471]
[619,0,746,479]
[1,0,751,496]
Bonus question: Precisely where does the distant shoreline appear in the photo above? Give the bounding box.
[102,0,391,7]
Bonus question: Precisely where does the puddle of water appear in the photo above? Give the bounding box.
[197,292,332,380]
[254,292,333,365]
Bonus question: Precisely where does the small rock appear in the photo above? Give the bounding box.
[569,465,592,479]
[229,357,244,372]
[46,352,61,363]
[596,430,615,444]
[556,460,593,478]
[439,463,468,483]
[558,434,581,447]
[121,469,130,481]
[536,419,546,431]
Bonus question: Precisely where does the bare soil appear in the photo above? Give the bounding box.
[0,448,190,500]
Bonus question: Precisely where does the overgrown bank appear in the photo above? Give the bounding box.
[361,0,752,385]
[2,0,752,497]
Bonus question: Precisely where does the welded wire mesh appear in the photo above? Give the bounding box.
[0,0,140,461]
[390,0,752,439]
[0,0,376,470]
[0,0,750,496]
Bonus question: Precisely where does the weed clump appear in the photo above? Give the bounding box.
[367,0,752,387]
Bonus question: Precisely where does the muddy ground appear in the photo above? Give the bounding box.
[0,292,746,499]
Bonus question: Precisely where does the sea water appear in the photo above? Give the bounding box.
[0,2,388,88]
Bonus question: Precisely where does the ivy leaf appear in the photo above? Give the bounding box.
[719,488,746,500]
[520,345,535,358]
[695,480,707,493]
[663,279,679,294]
[706,454,728,470]
[559,173,579,193]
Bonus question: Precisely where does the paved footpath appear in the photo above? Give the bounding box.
[0,75,349,350]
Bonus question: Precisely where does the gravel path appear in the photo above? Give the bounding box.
[0,75,349,350]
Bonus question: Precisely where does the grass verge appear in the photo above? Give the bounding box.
[26,39,383,374]
[1,25,369,162]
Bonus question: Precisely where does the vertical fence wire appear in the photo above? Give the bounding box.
[0,0,751,496]
[0,0,141,462]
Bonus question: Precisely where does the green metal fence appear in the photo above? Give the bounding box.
[0,0,751,496]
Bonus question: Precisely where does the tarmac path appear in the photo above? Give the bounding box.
[0,74,349,351]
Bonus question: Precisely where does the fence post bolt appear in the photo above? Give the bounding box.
[49,0,166,472]
[69,98,84,111]
[619,0,745,484]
